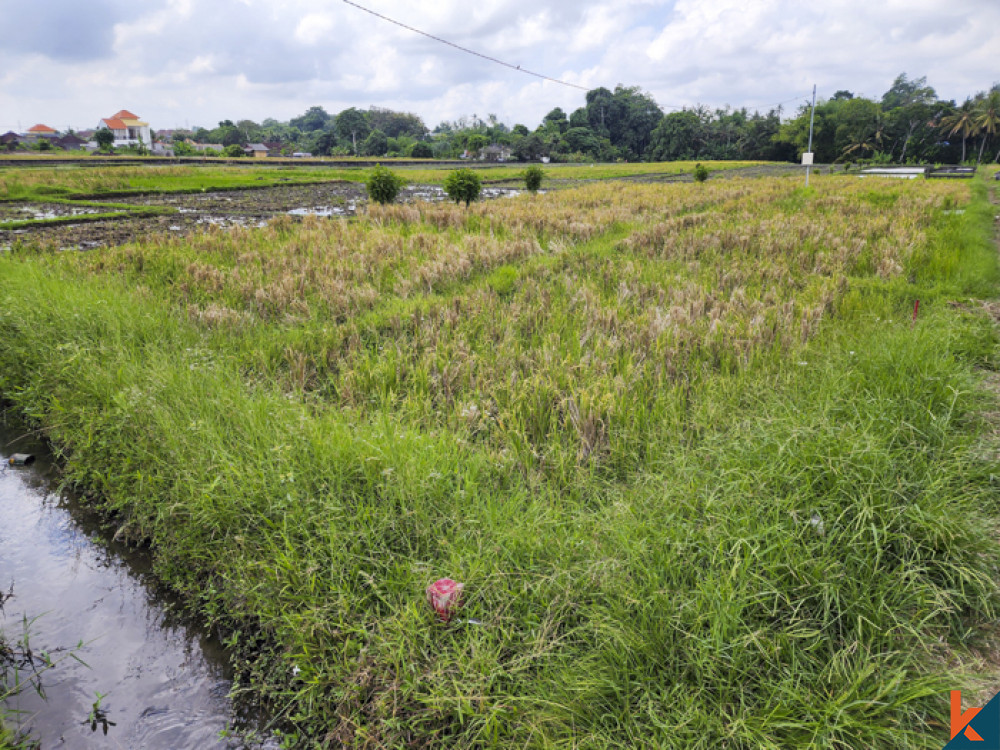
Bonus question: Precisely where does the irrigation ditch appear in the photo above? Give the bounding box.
[0,413,279,749]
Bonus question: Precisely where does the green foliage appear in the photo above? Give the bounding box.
[486,265,518,296]
[365,164,405,204]
[443,167,482,207]
[524,165,544,192]
[361,129,388,157]
[94,128,115,151]
[223,144,245,158]
[693,162,709,182]
[409,142,433,159]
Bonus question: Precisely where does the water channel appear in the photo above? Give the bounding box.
[0,414,277,749]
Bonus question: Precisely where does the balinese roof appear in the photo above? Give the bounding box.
[101,111,147,130]
[27,124,58,134]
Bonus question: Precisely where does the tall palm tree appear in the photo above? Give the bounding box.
[939,100,979,163]
[974,91,1000,165]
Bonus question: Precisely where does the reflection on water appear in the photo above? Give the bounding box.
[0,415,278,749]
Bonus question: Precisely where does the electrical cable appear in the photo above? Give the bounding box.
[341,0,589,91]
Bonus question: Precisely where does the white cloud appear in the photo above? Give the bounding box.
[295,13,336,46]
[1,0,998,133]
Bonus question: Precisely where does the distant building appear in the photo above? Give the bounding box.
[481,144,512,162]
[96,110,152,148]
[1,131,23,150]
[244,143,270,159]
[25,124,58,137]
[53,133,87,150]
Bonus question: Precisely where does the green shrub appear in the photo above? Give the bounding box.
[443,168,482,207]
[693,163,709,182]
[366,164,405,204]
[486,266,518,296]
[410,142,433,159]
[223,144,245,158]
[524,165,544,192]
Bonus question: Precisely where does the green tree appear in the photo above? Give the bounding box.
[94,127,115,151]
[542,107,569,134]
[880,73,936,110]
[939,100,978,162]
[367,107,428,138]
[335,108,371,154]
[361,129,388,157]
[365,164,405,204]
[224,144,245,157]
[443,168,481,207]
[466,134,488,157]
[290,106,332,132]
[649,110,703,160]
[974,90,1000,165]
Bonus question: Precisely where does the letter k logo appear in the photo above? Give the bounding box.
[953,691,985,741]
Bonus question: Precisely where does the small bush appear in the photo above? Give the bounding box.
[524,165,544,193]
[693,163,709,183]
[443,168,482,207]
[224,144,245,158]
[410,142,433,159]
[366,164,405,205]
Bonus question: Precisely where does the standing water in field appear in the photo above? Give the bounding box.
[0,415,277,749]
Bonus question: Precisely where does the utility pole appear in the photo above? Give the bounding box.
[805,84,817,187]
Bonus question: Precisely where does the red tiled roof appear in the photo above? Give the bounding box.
[102,118,127,130]
[27,124,57,133]
[110,109,139,120]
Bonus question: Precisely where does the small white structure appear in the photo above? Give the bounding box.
[96,110,152,149]
[859,167,927,180]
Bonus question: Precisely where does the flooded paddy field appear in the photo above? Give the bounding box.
[0,180,524,252]
[0,415,278,749]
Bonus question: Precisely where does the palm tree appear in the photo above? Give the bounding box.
[973,91,1000,164]
[938,100,978,163]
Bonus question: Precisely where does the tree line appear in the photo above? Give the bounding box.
[168,74,1000,164]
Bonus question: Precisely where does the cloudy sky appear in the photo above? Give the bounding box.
[2,0,997,134]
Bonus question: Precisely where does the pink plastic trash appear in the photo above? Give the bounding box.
[426,578,463,622]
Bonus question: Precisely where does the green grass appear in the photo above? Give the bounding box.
[0,173,998,747]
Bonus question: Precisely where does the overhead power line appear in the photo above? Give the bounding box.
[341,0,589,91]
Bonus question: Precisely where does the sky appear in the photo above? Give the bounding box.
[2,0,998,134]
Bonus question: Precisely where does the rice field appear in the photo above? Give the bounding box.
[1,168,999,748]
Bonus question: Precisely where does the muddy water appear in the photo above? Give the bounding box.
[0,418,277,749]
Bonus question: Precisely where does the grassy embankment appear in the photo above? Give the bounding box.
[1,171,999,747]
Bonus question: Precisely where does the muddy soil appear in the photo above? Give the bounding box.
[0,181,524,252]
[0,202,105,222]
